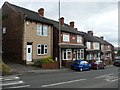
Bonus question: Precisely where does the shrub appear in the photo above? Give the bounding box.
[34,57,54,66]
[0,59,11,75]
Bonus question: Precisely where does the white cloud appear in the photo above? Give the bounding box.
[88,9,118,26]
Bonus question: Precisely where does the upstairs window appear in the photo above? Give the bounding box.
[37,24,48,36]
[87,42,91,49]
[77,35,82,43]
[63,34,70,42]
[93,42,99,50]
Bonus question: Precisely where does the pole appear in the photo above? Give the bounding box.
[59,0,61,69]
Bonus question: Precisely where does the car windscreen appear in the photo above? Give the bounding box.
[115,59,120,61]
[73,60,80,65]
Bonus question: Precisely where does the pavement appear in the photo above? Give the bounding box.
[4,62,69,76]
[3,62,113,77]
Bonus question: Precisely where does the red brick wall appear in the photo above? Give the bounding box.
[2,3,24,63]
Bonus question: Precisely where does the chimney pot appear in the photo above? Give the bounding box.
[100,36,104,40]
[88,31,93,36]
[59,17,64,25]
[70,21,74,28]
[38,8,44,17]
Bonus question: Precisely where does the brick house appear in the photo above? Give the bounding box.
[1,2,114,67]
[83,31,114,65]
[95,36,114,64]
[83,31,102,61]
[2,2,53,64]
[50,17,86,67]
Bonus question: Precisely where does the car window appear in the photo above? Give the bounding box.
[80,61,84,64]
[115,59,120,61]
[80,61,88,64]
[73,60,80,64]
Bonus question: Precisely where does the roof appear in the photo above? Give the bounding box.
[48,17,84,35]
[2,2,114,46]
[82,32,100,42]
[4,2,53,25]
[4,2,84,35]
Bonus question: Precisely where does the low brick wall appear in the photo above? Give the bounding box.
[41,61,59,69]
[62,60,72,68]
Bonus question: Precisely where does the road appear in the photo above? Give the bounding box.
[18,65,119,89]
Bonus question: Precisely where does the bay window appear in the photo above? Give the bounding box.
[62,49,72,60]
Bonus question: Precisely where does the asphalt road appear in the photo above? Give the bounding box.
[19,65,119,88]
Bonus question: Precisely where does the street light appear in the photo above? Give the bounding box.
[59,0,62,69]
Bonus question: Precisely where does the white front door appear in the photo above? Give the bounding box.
[26,45,32,61]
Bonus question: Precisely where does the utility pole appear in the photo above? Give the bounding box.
[59,0,62,69]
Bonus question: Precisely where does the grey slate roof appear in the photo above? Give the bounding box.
[4,2,113,46]
[5,2,53,25]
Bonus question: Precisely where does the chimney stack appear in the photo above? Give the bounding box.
[69,21,74,28]
[100,36,104,40]
[88,31,93,36]
[59,17,64,26]
[38,8,44,17]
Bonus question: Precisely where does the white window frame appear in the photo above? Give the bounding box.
[77,49,84,60]
[77,35,82,43]
[87,42,91,49]
[93,42,100,50]
[37,44,48,55]
[63,34,70,42]
[37,24,48,36]
[101,45,104,50]
[62,49,72,60]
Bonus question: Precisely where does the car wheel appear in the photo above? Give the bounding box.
[79,68,83,72]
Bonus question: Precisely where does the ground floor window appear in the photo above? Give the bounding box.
[87,54,92,60]
[62,49,72,60]
[77,49,84,60]
[87,53,100,60]
[37,44,48,55]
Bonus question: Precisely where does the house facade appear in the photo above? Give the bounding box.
[2,2,53,64]
[83,31,101,61]
[95,36,114,64]
[1,2,114,67]
[51,17,86,67]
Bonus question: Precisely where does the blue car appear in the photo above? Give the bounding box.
[71,60,91,72]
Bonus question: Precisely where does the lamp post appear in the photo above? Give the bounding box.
[59,0,62,69]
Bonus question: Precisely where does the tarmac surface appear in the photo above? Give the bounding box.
[5,62,69,76]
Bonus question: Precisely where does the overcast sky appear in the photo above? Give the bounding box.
[0,0,119,47]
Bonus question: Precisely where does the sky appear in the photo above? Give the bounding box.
[0,0,119,47]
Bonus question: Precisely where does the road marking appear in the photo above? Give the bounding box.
[95,73,114,79]
[108,78,120,82]
[41,78,86,88]
[8,85,30,89]
[2,81,24,86]
[2,77,19,81]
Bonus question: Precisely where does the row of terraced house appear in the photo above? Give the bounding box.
[1,2,114,68]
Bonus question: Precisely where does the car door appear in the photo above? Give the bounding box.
[82,61,89,70]
[84,61,89,69]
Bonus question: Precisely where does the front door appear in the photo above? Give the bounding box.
[26,45,32,61]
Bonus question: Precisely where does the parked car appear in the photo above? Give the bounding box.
[90,60,106,70]
[113,58,120,66]
[71,60,91,72]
